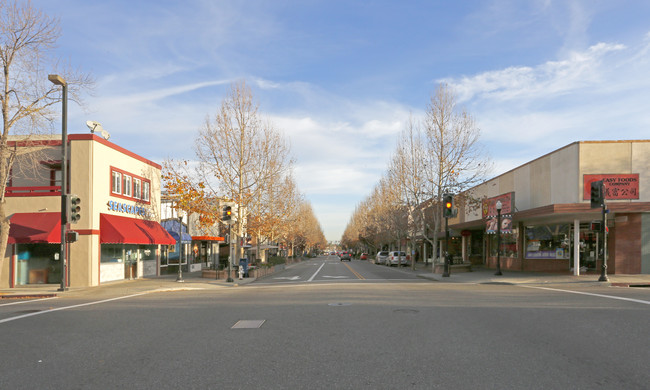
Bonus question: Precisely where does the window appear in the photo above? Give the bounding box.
[110,167,151,204]
[112,171,122,194]
[143,181,150,202]
[134,178,141,199]
[123,175,132,197]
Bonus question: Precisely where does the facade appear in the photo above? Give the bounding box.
[2,133,174,288]
[447,140,650,274]
[159,203,225,275]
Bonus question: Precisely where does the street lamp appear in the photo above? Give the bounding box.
[176,205,184,283]
[495,200,503,276]
[48,74,68,291]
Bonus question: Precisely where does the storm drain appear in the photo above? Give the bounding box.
[328,302,352,306]
[231,320,265,329]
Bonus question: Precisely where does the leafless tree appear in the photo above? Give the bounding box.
[0,1,93,282]
[422,83,492,267]
[194,80,293,262]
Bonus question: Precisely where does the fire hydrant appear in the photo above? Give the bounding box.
[238,266,244,280]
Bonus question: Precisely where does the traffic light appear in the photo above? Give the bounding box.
[222,205,232,222]
[66,230,79,243]
[68,195,81,223]
[443,194,454,218]
[590,180,604,208]
[590,221,602,231]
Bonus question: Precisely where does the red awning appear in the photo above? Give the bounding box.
[100,214,175,245]
[8,212,61,244]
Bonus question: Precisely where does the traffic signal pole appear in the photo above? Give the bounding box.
[598,201,609,282]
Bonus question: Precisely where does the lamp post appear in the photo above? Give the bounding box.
[176,205,184,282]
[495,200,503,276]
[48,74,68,291]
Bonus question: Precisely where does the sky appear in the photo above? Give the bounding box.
[31,0,650,241]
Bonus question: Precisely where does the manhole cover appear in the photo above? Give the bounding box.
[231,320,265,329]
[328,302,352,306]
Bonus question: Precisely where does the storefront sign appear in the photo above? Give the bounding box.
[583,174,639,200]
[107,200,150,217]
[482,192,515,218]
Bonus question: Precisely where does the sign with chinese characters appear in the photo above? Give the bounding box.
[583,174,639,200]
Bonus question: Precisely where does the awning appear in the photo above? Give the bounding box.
[100,214,175,245]
[167,230,193,243]
[191,235,224,242]
[161,219,192,243]
[8,212,61,244]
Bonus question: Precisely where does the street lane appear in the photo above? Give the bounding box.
[1,282,648,389]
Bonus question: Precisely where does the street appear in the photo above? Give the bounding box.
[1,256,649,389]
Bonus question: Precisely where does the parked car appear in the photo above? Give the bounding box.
[375,251,389,265]
[386,251,407,266]
[360,253,368,260]
[339,251,352,261]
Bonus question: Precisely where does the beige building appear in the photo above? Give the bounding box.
[447,140,650,274]
[2,133,174,289]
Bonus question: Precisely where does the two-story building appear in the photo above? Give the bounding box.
[2,133,174,289]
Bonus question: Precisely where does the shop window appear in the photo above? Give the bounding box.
[101,244,124,263]
[524,224,570,259]
[112,171,122,194]
[123,175,132,197]
[489,233,518,257]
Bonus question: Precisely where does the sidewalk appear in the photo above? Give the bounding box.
[0,270,257,300]
[399,262,650,287]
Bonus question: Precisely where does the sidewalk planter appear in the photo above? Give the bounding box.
[434,263,472,274]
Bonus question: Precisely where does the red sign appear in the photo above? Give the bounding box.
[482,192,515,218]
[583,174,639,200]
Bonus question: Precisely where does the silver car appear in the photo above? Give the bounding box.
[375,251,389,265]
[386,251,407,266]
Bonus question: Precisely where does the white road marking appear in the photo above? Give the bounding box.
[274,276,301,280]
[520,285,650,305]
[322,276,348,279]
[0,293,149,324]
[0,296,58,307]
[308,262,326,282]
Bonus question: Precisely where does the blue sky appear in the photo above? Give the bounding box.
[33,0,650,241]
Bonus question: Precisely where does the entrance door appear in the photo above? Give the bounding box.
[571,224,600,270]
[124,249,137,279]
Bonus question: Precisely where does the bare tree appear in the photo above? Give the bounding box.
[0,1,92,282]
[195,81,293,264]
[422,83,491,267]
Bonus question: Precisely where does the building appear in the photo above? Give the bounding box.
[447,140,650,275]
[2,133,174,289]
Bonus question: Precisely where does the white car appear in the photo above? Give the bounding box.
[375,251,388,265]
[386,251,407,266]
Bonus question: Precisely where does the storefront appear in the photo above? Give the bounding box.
[449,140,650,274]
[2,133,173,288]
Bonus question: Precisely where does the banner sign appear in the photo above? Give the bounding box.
[583,174,639,200]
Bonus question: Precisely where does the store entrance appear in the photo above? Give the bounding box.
[571,224,600,270]
[124,248,138,279]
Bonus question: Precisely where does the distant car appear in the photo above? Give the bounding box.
[339,251,352,261]
[375,251,389,265]
[330,252,335,255]
[360,253,368,260]
[386,251,407,266]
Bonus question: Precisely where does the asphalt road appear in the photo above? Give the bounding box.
[1,257,649,389]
